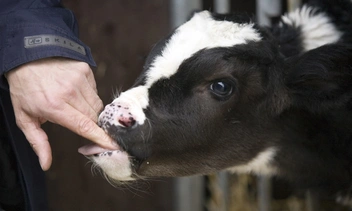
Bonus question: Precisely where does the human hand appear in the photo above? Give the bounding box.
[6,58,116,171]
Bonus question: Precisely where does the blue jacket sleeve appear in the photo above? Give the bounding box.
[0,0,96,88]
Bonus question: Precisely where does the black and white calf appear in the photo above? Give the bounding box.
[79,0,352,202]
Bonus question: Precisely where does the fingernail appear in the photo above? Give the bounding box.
[109,140,120,150]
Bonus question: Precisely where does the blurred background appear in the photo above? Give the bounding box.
[43,0,348,210]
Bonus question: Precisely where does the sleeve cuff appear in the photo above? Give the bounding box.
[0,7,96,89]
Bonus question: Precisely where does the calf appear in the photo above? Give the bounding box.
[79,0,352,203]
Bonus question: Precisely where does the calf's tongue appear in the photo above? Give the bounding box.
[78,143,120,156]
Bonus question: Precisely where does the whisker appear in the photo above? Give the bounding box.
[111,86,123,100]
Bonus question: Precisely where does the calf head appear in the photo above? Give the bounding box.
[79,11,352,183]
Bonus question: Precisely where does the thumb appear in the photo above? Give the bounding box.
[19,119,52,171]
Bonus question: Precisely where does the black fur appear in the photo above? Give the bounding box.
[102,0,352,203]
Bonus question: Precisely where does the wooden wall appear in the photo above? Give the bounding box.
[44,1,174,210]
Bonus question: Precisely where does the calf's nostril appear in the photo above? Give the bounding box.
[118,116,137,128]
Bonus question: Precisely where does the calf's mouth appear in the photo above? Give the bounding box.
[78,143,122,157]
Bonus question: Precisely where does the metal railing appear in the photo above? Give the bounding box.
[169,1,307,211]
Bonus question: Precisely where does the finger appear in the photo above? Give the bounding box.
[84,66,98,93]
[66,87,100,123]
[79,78,104,114]
[17,116,52,171]
[51,104,116,149]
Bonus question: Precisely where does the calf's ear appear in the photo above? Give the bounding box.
[286,44,352,113]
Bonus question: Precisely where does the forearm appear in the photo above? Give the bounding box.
[0,0,96,88]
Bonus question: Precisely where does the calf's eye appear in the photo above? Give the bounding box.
[210,80,234,98]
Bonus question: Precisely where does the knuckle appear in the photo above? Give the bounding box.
[61,86,77,98]
[43,97,66,113]
[77,62,91,75]
[68,71,82,83]
[78,118,95,135]
[15,119,24,129]
[45,96,62,110]
[95,99,104,112]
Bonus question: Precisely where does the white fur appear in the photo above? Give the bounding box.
[111,86,149,125]
[145,10,261,87]
[92,151,134,181]
[227,147,278,175]
[111,11,261,126]
[281,5,342,51]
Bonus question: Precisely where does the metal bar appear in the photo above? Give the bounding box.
[170,0,202,29]
[214,0,230,13]
[288,0,302,12]
[174,176,205,211]
[217,171,229,211]
[257,175,271,211]
[255,3,281,210]
[169,1,205,211]
[306,190,320,211]
[256,0,282,26]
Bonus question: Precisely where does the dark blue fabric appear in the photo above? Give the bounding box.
[0,0,96,89]
[0,0,97,210]
[0,89,47,211]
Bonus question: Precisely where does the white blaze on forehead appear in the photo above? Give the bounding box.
[145,10,262,87]
[281,5,342,51]
[108,11,261,126]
